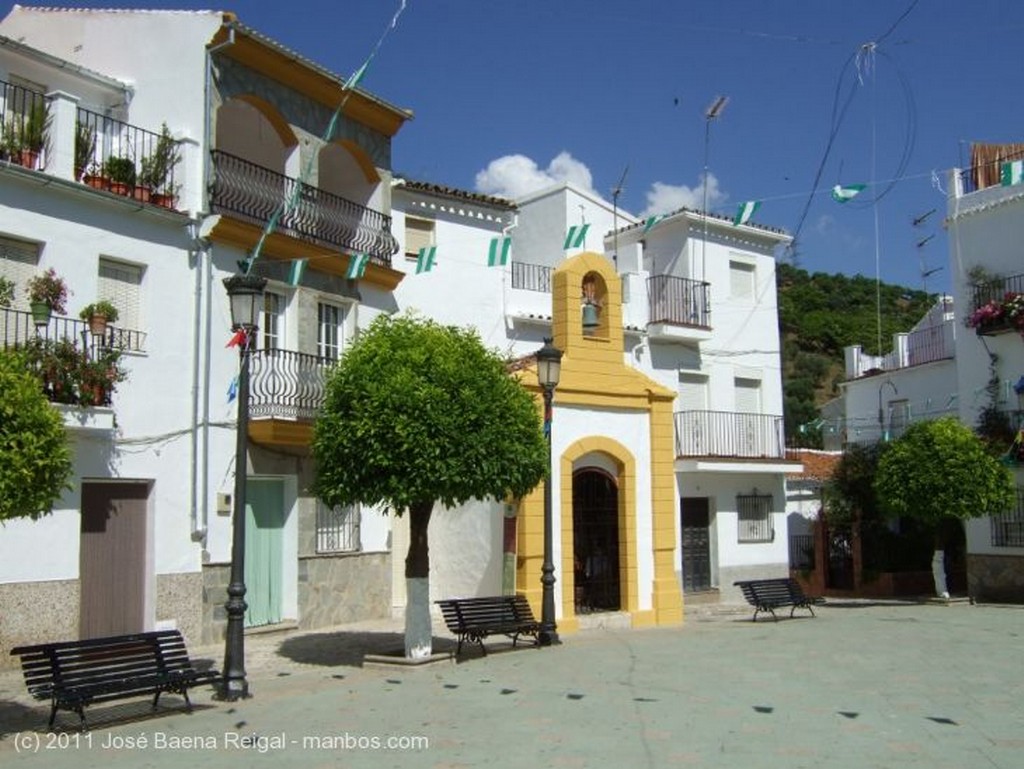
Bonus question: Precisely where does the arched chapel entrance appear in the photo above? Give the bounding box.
[572,469,620,613]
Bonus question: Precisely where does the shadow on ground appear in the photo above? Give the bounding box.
[0,695,218,736]
[276,631,460,668]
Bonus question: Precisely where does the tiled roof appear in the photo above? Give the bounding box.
[619,206,789,238]
[785,449,841,482]
[399,180,516,210]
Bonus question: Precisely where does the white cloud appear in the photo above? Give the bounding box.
[474,151,595,199]
[639,173,726,219]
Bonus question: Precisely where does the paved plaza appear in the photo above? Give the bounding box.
[1,600,1022,768]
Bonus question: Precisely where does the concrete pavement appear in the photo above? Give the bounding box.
[1,600,1022,768]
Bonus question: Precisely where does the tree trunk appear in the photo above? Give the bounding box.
[931,549,949,599]
[404,500,433,659]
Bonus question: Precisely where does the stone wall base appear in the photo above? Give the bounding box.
[967,553,1024,603]
[0,580,79,670]
[717,563,789,604]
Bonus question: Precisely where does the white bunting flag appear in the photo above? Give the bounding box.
[488,236,512,267]
[564,223,589,249]
[416,246,437,274]
[733,201,760,227]
[347,253,370,279]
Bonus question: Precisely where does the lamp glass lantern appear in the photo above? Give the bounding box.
[223,274,267,332]
[536,338,562,390]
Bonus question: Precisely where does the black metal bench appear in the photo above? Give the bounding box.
[9,629,220,730]
[435,595,541,656]
[733,578,824,622]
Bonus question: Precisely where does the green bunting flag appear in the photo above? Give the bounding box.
[643,215,666,234]
[733,201,760,226]
[1001,160,1024,187]
[416,246,437,274]
[347,253,370,279]
[564,223,589,249]
[488,236,512,266]
[287,258,308,286]
[831,183,865,203]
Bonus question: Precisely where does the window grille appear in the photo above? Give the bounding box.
[315,500,360,553]
[991,487,1024,547]
[737,491,773,543]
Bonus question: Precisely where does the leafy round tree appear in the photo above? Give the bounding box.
[313,315,548,658]
[0,348,72,522]
[874,417,1015,597]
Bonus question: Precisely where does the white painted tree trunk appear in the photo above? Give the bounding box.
[931,549,949,599]
[405,577,432,659]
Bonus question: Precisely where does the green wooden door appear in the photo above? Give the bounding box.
[244,479,285,627]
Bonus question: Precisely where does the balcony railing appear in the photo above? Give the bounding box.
[511,262,552,292]
[904,322,956,367]
[249,348,334,421]
[76,107,182,207]
[971,272,1024,314]
[1,307,147,353]
[209,150,398,267]
[648,275,710,328]
[0,81,49,170]
[674,410,785,459]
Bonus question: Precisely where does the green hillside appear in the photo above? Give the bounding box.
[776,263,934,448]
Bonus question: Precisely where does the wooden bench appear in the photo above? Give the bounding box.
[9,629,220,730]
[733,578,824,622]
[436,595,541,656]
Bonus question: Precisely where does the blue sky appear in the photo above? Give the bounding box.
[36,1,1024,293]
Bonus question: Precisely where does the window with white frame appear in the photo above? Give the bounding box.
[98,258,143,329]
[734,377,762,413]
[315,500,360,553]
[0,235,40,311]
[737,491,774,543]
[991,487,1024,547]
[317,301,344,361]
[729,259,755,301]
[676,372,710,454]
[405,216,435,260]
[261,290,286,351]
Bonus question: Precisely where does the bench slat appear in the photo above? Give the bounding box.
[9,630,219,730]
[733,578,823,622]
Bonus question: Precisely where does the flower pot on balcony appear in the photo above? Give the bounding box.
[132,184,152,204]
[30,300,52,327]
[87,314,109,337]
[151,192,177,209]
[84,173,110,191]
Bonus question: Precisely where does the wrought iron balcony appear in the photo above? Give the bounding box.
[1,307,147,353]
[209,150,398,267]
[674,410,785,459]
[648,275,710,328]
[511,262,553,292]
[249,348,335,421]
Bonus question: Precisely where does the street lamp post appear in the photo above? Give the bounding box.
[535,337,563,646]
[219,273,267,701]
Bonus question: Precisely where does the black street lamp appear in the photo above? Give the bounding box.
[535,337,562,646]
[219,273,266,700]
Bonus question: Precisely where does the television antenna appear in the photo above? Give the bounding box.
[611,165,629,267]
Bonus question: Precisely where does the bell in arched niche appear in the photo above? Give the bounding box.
[581,273,603,336]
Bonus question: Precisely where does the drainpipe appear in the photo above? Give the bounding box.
[187,219,208,542]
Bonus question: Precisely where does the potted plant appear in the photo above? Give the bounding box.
[25,268,69,326]
[78,349,127,407]
[139,123,181,208]
[0,275,14,308]
[79,299,119,336]
[103,155,137,197]
[75,121,98,183]
[18,99,50,170]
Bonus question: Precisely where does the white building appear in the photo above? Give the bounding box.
[0,7,803,664]
[391,180,798,622]
[0,7,412,665]
[947,145,1024,602]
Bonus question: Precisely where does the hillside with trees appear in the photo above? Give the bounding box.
[776,263,934,448]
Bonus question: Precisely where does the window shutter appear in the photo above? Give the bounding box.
[405,217,434,257]
[0,236,40,311]
[98,258,143,329]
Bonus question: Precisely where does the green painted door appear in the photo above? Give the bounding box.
[244,479,285,627]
